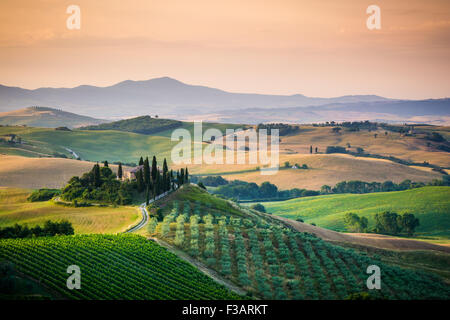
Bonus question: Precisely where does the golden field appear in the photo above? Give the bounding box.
[0,187,140,234]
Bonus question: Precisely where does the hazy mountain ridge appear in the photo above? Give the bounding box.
[0,77,391,117]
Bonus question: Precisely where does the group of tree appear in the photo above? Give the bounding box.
[212,180,319,201]
[61,156,187,205]
[284,161,308,169]
[61,162,134,204]
[313,121,379,132]
[321,178,450,195]
[250,203,266,213]
[325,146,347,154]
[0,220,74,239]
[135,156,189,204]
[309,145,318,154]
[374,211,420,236]
[27,188,60,202]
[255,123,300,136]
[344,211,420,236]
[190,175,228,187]
[344,213,368,232]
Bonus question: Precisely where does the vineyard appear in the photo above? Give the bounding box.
[150,191,450,300]
[0,234,240,299]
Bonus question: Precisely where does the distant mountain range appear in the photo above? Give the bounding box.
[0,77,391,118]
[0,77,448,124]
[0,106,105,128]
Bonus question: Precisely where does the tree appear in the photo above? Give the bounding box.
[103,160,109,167]
[321,185,332,194]
[344,213,368,232]
[179,169,184,187]
[332,127,341,134]
[142,157,150,187]
[151,156,158,183]
[117,163,123,180]
[315,147,318,153]
[93,163,101,187]
[310,145,313,154]
[374,133,378,138]
[185,167,189,183]
[284,161,290,168]
[251,203,266,213]
[136,169,144,192]
[198,182,206,189]
[374,211,401,235]
[399,213,420,236]
[139,157,144,166]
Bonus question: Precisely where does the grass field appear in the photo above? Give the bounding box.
[0,122,243,164]
[253,186,450,238]
[0,234,240,299]
[0,187,141,234]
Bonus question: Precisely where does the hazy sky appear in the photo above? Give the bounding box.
[0,0,449,99]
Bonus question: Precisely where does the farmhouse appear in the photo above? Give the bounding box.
[125,165,144,180]
[124,164,163,180]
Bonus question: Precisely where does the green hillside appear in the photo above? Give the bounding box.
[0,121,243,163]
[256,186,450,238]
[0,234,240,299]
[139,185,450,299]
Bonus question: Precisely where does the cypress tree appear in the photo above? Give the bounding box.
[170,170,174,190]
[155,171,161,196]
[180,168,185,186]
[185,167,189,184]
[151,156,158,182]
[93,163,101,187]
[143,157,150,186]
[104,160,109,167]
[310,145,313,154]
[139,156,144,166]
[136,169,144,192]
[162,158,168,192]
[146,184,150,205]
[118,163,123,179]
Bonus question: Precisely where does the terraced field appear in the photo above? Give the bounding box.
[0,234,240,299]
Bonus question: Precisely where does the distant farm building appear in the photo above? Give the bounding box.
[125,165,144,180]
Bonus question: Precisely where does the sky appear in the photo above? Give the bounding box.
[0,0,449,99]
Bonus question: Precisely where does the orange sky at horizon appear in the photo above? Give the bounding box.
[0,0,449,99]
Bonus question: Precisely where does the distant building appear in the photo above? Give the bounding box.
[125,165,144,180]
[124,164,162,180]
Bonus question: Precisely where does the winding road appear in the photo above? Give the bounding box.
[124,190,171,233]
[125,203,149,233]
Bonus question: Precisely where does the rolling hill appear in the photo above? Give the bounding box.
[254,186,450,238]
[0,106,105,128]
[0,121,243,164]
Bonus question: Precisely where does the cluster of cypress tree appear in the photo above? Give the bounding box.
[134,156,189,204]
